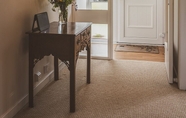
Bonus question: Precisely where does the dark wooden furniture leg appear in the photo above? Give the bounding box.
[54,56,59,81]
[69,60,76,112]
[29,56,34,107]
[87,46,91,84]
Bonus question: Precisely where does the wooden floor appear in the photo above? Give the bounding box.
[114,44,165,62]
[86,43,165,62]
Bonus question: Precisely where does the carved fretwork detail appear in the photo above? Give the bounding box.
[62,61,70,70]
[80,31,87,51]
[34,59,41,66]
[76,35,81,53]
[78,26,91,52]
[33,55,45,67]
[85,26,91,50]
[75,51,79,62]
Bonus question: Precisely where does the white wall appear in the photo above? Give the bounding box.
[178,0,186,90]
[0,0,59,117]
[113,0,119,44]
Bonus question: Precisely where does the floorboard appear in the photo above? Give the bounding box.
[82,43,165,62]
[113,44,165,62]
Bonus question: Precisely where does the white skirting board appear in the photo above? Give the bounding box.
[1,62,65,118]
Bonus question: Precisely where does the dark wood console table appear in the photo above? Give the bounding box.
[27,22,91,112]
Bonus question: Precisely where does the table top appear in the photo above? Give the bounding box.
[27,22,92,36]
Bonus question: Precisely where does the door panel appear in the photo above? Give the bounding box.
[125,0,157,38]
[119,0,164,44]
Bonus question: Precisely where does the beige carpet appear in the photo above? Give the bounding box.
[115,44,159,54]
[14,59,186,118]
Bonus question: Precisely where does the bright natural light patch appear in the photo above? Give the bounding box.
[76,0,108,10]
[92,24,108,39]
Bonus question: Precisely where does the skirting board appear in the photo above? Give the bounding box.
[116,42,164,47]
[173,66,178,83]
[1,62,65,118]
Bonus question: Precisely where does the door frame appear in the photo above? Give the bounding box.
[109,0,113,60]
[164,0,174,84]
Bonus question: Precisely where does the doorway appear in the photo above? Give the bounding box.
[73,0,174,85]
[113,0,173,83]
[113,0,165,62]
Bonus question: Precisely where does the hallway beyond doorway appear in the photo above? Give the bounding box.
[85,43,164,62]
[113,44,164,62]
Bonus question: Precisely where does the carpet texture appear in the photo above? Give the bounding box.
[14,59,186,118]
[115,44,159,54]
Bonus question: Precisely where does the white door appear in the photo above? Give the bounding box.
[119,0,164,44]
[74,0,112,59]
[165,0,173,83]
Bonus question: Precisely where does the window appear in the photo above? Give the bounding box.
[76,0,108,10]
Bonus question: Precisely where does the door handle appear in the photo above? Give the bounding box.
[159,33,165,38]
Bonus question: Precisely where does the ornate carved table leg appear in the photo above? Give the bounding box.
[54,56,59,81]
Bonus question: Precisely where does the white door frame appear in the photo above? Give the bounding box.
[164,0,173,84]
[109,0,113,60]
